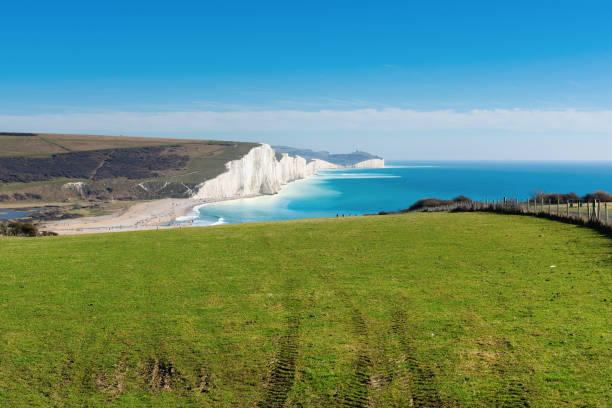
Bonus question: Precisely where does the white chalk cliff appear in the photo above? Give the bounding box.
[349,158,385,168]
[192,144,338,200]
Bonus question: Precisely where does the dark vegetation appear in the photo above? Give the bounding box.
[530,191,612,203]
[0,221,57,237]
[0,132,38,136]
[0,193,41,202]
[0,146,188,183]
[406,195,472,211]
[25,206,83,222]
[582,190,612,202]
[370,196,473,215]
[531,192,580,204]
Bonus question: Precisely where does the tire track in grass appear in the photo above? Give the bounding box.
[390,309,443,407]
[335,291,372,408]
[494,378,530,407]
[492,366,530,407]
[257,280,302,408]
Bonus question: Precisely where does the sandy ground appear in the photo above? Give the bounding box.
[42,194,265,235]
[43,198,207,235]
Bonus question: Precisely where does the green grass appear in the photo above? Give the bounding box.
[0,213,610,407]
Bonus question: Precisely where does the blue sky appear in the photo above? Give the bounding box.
[1,1,612,159]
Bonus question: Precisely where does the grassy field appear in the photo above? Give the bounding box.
[0,213,610,407]
[0,133,194,157]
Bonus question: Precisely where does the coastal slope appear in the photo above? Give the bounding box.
[0,132,258,203]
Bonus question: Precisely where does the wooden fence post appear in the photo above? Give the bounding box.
[566,201,569,217]
[587,201,591,219]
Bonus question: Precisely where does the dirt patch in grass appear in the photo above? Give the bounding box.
[96,361,127,396]
[145,358,186,392]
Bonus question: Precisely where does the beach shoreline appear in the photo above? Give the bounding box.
[41,165,376,235]
[42,194,261,235]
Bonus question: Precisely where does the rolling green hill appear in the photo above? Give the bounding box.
[0,132,257,203]
[0,212,610,407]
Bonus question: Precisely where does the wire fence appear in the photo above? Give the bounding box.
[418,197,612,233]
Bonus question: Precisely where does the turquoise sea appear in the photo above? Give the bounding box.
[184,161,612,226]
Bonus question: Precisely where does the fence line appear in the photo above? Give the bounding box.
[418,197,612,232]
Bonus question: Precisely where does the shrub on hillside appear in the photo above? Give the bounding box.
[533,192,580,204]
[532,190,612,203]
[583,190,612,202]
[8,221,38,236]
[405,199,446,211]
[452,195,473,203]
[0,221,56,237]
[405,196,472,212]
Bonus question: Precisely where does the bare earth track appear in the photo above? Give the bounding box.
[391,309,444,407]
[335,291,373,408]
[258,279,303,408]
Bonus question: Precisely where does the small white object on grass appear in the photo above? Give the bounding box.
[550,265,556,268]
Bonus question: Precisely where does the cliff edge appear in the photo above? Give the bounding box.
[192,144,383,201]
[192,144,337,200]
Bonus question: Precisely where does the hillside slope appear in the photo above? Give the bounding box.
[0,133,258,202]
[0,213,609,407]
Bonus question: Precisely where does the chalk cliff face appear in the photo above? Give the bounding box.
[192,144,337,200]
[349,158,385,168]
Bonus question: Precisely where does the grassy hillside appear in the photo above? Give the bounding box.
[0,132,257,204]
[0,213,610,407]
[0,133,193,157]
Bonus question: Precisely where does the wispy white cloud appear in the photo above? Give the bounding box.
[1,108,612,135]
